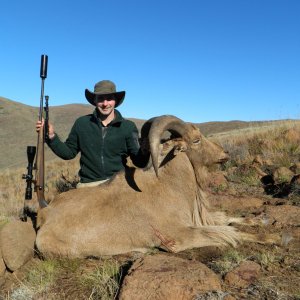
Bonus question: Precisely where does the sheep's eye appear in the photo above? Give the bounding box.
[193,139,201,145]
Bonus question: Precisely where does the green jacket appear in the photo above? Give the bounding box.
[48,109,145,183]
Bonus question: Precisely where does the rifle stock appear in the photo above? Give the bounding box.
[35,122,47,208]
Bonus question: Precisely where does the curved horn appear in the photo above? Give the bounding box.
[140,117,156,140]
[148,115,187,177]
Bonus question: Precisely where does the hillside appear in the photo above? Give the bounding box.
[0,96,296,170]
[0,97,89,169]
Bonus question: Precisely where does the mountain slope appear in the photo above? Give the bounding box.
[0,97,295,170]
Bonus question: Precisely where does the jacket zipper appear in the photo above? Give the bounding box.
[101,126,108,177]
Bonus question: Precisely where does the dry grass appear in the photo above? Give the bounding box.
[79,259,121,299]
[3,258,122,300]
[209,120,300,193]
[213,120,300,168]
[0,158,80,222]
[208,249,246,275]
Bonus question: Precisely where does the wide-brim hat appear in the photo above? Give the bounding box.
[85,80,125,107]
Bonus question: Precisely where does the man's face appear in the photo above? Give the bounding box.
[94,96,116,116]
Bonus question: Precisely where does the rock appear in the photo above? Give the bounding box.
[273,167,294,183]
[263,205,300,226]
[224,295,236,300]
[295,162,300,171]
[251,155,269,176]
[224,261,261,288]
[119,254,222,300]
[289,164,300,174]
[251,165,267,177]
[209,195,264,213]
[252,155,263,166]
[0,220,36,271]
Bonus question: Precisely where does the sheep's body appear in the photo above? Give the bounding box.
[35,116,239,257]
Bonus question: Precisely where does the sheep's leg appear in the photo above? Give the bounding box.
[155,226,240,253]
[35,228,79,258]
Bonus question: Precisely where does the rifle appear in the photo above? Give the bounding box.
[22,55,49,221]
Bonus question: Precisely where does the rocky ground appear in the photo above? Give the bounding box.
[116,190,300,300]
[1,174,299,300]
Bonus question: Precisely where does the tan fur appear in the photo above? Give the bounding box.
[35,120,239,258]
[0,220,36,271]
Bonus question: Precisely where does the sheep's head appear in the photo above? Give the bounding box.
[144,115,228,177]
[183,123,229,168]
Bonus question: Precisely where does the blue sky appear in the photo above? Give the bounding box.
[1,0,299,123]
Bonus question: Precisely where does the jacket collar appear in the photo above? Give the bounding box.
[93,109,123,126]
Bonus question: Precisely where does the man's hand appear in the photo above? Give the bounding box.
[36,119,55,140]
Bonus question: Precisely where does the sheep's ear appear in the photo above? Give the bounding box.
[174,142,187,155]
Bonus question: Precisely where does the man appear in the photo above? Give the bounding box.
[37,80,148,188]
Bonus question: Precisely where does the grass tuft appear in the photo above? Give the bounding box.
[208,249,245,275]
[80,259,121,300]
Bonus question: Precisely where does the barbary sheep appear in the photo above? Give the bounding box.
[1,115,273,269]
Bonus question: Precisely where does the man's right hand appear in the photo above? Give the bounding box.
[36,119,55,140]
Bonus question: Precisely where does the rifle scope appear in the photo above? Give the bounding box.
[22,146,36,200]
